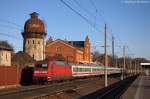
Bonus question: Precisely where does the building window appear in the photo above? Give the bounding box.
[6,54,7,60]
[0,52,2,61]
[56,47,61,52]
[86,49,88,53]
[38,40,40,44]
[0,56,2,61]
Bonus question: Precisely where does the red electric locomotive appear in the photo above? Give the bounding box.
[33,60,121,84]
[33,60,72,83]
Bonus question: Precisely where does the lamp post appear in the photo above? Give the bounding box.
[121,45,127,80]
[104,24,108,87]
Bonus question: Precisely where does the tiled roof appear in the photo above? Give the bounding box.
[0,41,13,51]
[12,51,35,67]
[66,41,84,48]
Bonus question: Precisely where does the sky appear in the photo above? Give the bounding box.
[0,0,150,59]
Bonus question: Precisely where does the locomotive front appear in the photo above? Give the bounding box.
[33,61,50,84]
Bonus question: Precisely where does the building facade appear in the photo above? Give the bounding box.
[22,12,46,61]
[0,41,13,66]
[45,36,92,62]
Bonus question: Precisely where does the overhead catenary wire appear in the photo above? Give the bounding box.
[60,0,106,54]
[72,0,96,21]
[0,18,23,40]
[0,24,21,31]
[0,19,56,41]
[67,0,111,53]
[89,0,106,24]
[90,0,127,55]
[72,0,104,32]
[88,0,115,46]
[0,1,128,58]
[0,18,22,28]
[89,0,99,27]
[0,18,23,37]
[88,0,132,64]
[88,1,118,41]
[60,0,100,32]
[0,33,22,40]
[73,0,91,14]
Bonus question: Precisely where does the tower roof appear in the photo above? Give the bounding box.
[85,35,89,41]
[24,12,45,33]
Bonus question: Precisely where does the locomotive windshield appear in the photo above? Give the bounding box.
[35,64,48,68]
[55,60,66,65]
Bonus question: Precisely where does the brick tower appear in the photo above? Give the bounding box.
[84,35,90,62]
[22,12,47,61]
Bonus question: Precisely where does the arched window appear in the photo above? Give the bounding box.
[28,40,29,44]
[33,54,34,58]
[0,52,2,61]
[38,40,40,44]
[56,46,61,52]
[6,53,7,60]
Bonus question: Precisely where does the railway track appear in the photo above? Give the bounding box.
[80,75,138,99]
[0,77,118,99]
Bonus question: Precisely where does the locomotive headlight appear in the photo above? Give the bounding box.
[48,76,51,78]
[41,71,47,73]
[34,71,47,74]
[34,71,40,73]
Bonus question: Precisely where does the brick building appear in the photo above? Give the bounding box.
[45,36,92,62]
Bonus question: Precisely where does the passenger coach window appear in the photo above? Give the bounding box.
[73,67,78,72]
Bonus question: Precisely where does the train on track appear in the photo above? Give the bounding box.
[33,60,121,83]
